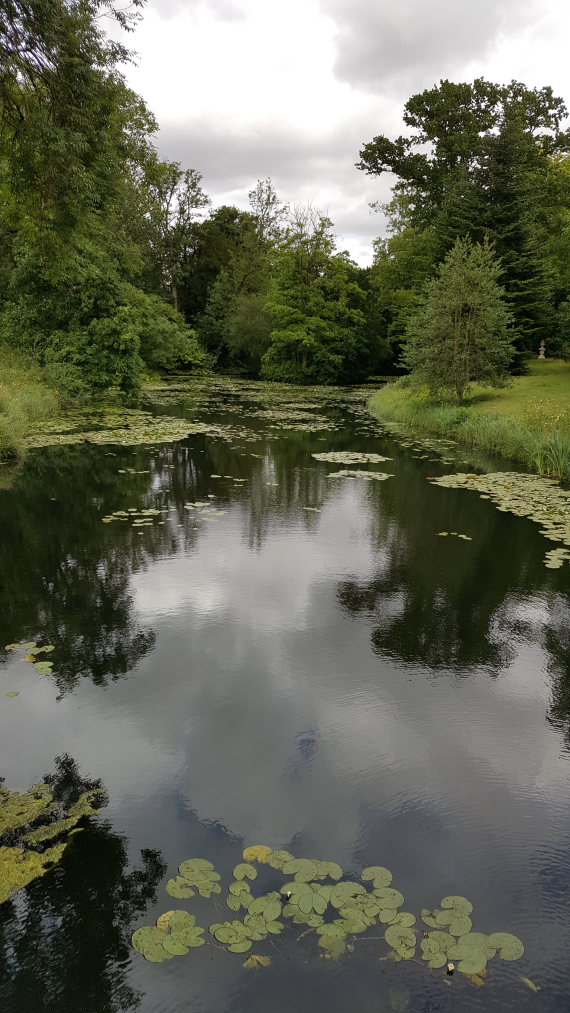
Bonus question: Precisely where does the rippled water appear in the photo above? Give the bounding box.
[1,379,569,1013]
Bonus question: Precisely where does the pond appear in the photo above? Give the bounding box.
[0,378,569,1013]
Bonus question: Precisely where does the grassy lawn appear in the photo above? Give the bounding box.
[369,358,570,479]
[469,359,570,430]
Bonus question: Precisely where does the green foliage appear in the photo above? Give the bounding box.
[132,846,526,984]
[359,78,570,359]
[262,210,369,385]
[0,778,104,904]
[401,237,515,402]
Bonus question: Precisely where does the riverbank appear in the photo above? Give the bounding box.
[369,359,570,480]
[0,350,60,461]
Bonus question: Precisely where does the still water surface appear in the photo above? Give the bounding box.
[0,379,569,1013]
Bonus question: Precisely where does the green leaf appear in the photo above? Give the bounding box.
[228,939,252,953]
[448,916,472,936]
[166,876,195,899]
[385,925,416,950]
[163,935,189,955]
[233,863,257,881]
[457,951,488,975]
[427,953,448,969]
[421,909,438,928]
[131,926,173,963]
[282,858,319,882]
[440,895,473,916]
[5,692,19,698]
[361,866,393,887]
[374,887,404,909]
[487,932,524,960]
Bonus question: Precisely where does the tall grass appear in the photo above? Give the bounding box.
[0,347,60,460]
[369,380,570,481]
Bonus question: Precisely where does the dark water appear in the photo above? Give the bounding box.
[1,379,569,1013]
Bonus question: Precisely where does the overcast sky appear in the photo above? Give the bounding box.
[116,0,570,264]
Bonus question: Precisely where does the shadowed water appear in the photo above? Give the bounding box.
[0,379,569,1013]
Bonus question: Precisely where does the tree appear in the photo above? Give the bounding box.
[358,79,570,360]
[401,238,515,403]
[261,208,369,384]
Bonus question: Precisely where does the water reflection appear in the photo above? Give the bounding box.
[0,756,166,1013]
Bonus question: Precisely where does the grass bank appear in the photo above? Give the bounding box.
[369,359,570,480]
[0,348,60,461]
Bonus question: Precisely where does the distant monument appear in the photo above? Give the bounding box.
[538,339,546,359]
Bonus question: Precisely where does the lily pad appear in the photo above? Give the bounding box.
[233,863,257,881]
[361,866,392,887]
[243,844,272,863]
[457,951,488,975]
[166,876,194,899]
[487,932,524,960]
[374,887,404,909]
[162,935,189,956]
[131,926,173,963]
[385,925,416,951]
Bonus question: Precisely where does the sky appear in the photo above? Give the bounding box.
[114,0,570,265]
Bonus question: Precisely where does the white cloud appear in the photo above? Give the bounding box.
[113,0,570,264]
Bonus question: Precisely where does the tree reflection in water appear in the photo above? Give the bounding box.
[0,755,166,1013]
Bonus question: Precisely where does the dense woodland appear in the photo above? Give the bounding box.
[2,0,570,396]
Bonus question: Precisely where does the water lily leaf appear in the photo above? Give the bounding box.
[21,642,37,651]
[226,894,242,911]
[179,858,214,876]
[166,876,194,899]
[248,895,282,922]
[427,953,448,969]
[361,866,393,887]
[228,940,252,953]
[457,932,496,958]
[379,908,399,924]
[281,880,311,898]
[396,946,416,960]
[229,880,252,896]
[242,844,273,863]
[156,910,177,931]
[316,861,343,880]
[282,858,319,882]
[5,643,21,650]
[5,692,19,698]
[441,895,473,916]
[448,916,472,936]
[266,849,294,869]
[421,909,438,928]
[318,935,346,958]
[393,912,416,928]
[131,926,173,963]
[374,887,404,909]
[34,662,54,675]
[233,863,257,881]
[487,932,524,960]
[426,931,454,952]
[163,935,189,956]
[330,882,366,907]
[458,952,488,975]
[434,909,454,926]
[243,954,271,969]
[176,925,205,947]
[316,923,346,938]
[385,925,416,950]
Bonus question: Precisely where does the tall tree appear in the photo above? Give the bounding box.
[261,207,369,384]
[401,237,515,403]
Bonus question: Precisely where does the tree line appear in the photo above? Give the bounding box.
[2,1,570,396]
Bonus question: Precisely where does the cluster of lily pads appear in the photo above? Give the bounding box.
[131,847,525,985]
[312,451,392,464]
[4,640,56,677]
[429,472,570,568]
[0,781,104,904]
[101,507,167,529]
[328,470,394,482]
[436,531,473,541]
